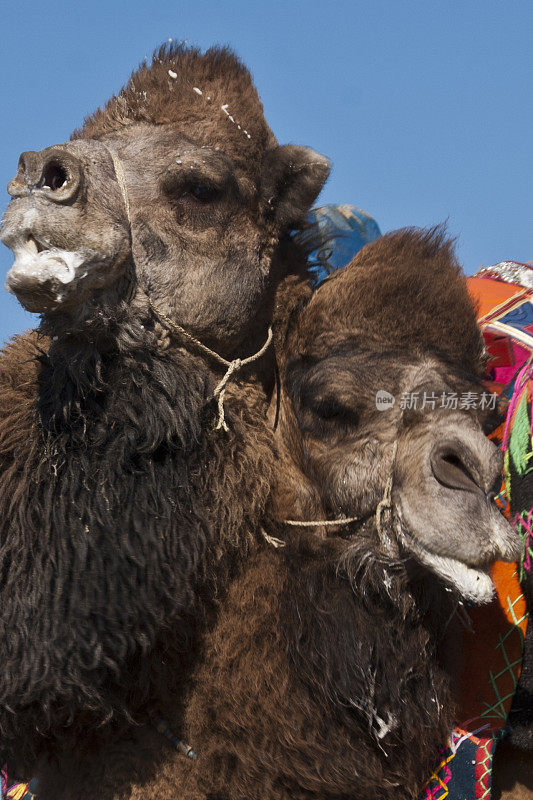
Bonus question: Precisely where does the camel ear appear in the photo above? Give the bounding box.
[260,145,330,229]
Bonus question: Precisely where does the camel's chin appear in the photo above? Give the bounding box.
[401,533,495,604]
[5,242,115,313]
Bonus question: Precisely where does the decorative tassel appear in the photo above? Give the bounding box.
[504,449,512,508]
[508,391,533,477]
[501,362,533,454]
[514,509,533,581]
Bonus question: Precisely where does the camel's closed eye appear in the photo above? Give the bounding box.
[186,182,221,202]
[298,386,360,432]
[162,172,226,205]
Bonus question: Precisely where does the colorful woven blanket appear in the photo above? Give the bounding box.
[422,263,533,799]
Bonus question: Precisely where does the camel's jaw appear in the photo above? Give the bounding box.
[1,145,132,316]
[390,419,520,604]
[1,200,131,315]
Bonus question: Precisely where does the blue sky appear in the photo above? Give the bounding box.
[1,0,532,344]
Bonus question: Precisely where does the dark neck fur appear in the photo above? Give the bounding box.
[0,313,274,771]
[280,529,457,789]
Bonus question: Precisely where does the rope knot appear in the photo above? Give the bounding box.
[147,296,273,433]
[282,441,399,545]
[213,358,243,432]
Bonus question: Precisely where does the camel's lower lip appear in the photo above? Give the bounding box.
[399,530,495,604]
[6,252,84,312]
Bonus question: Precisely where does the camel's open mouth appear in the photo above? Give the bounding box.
[4,236,112,313]
[5,237,86,310]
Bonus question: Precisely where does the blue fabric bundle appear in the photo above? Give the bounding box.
[294,204,381,286]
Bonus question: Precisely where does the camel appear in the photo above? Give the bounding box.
[150,228,519,800]
[0,43,329,792]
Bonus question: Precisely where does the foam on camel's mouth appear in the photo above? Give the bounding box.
[5,236,109,313]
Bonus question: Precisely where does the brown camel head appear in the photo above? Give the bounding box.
[0,44,329,354]
[274,228,519,603]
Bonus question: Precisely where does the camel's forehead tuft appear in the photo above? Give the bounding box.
[299,227,485,377]
[72,43,276,175]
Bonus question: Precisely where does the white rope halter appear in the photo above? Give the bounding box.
[283,441,398,549]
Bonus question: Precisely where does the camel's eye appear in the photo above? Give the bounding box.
[302,393,360,430]
[188,183,220,202]
[315,399,359,427]
[162,173,223,206]
[286,361,360,433]
[314,399,346,421]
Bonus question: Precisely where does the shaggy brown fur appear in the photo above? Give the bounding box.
[0,328,273,774]
[136,228,516,800]
[3,230,515,799]
[290,226,485,377]
[75,43,276,186]
[0,43,329,794]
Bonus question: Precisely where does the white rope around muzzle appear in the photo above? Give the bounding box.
[284,516,359,527]
[103,143,273,432]
[283,442,399,544]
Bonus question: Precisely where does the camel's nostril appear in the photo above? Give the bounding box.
[38,161,69,192]
[430,442,482,494]
[8,148,83,202]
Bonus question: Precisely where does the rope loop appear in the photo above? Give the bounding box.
[284,516,359,528]
[149,302,273,433]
